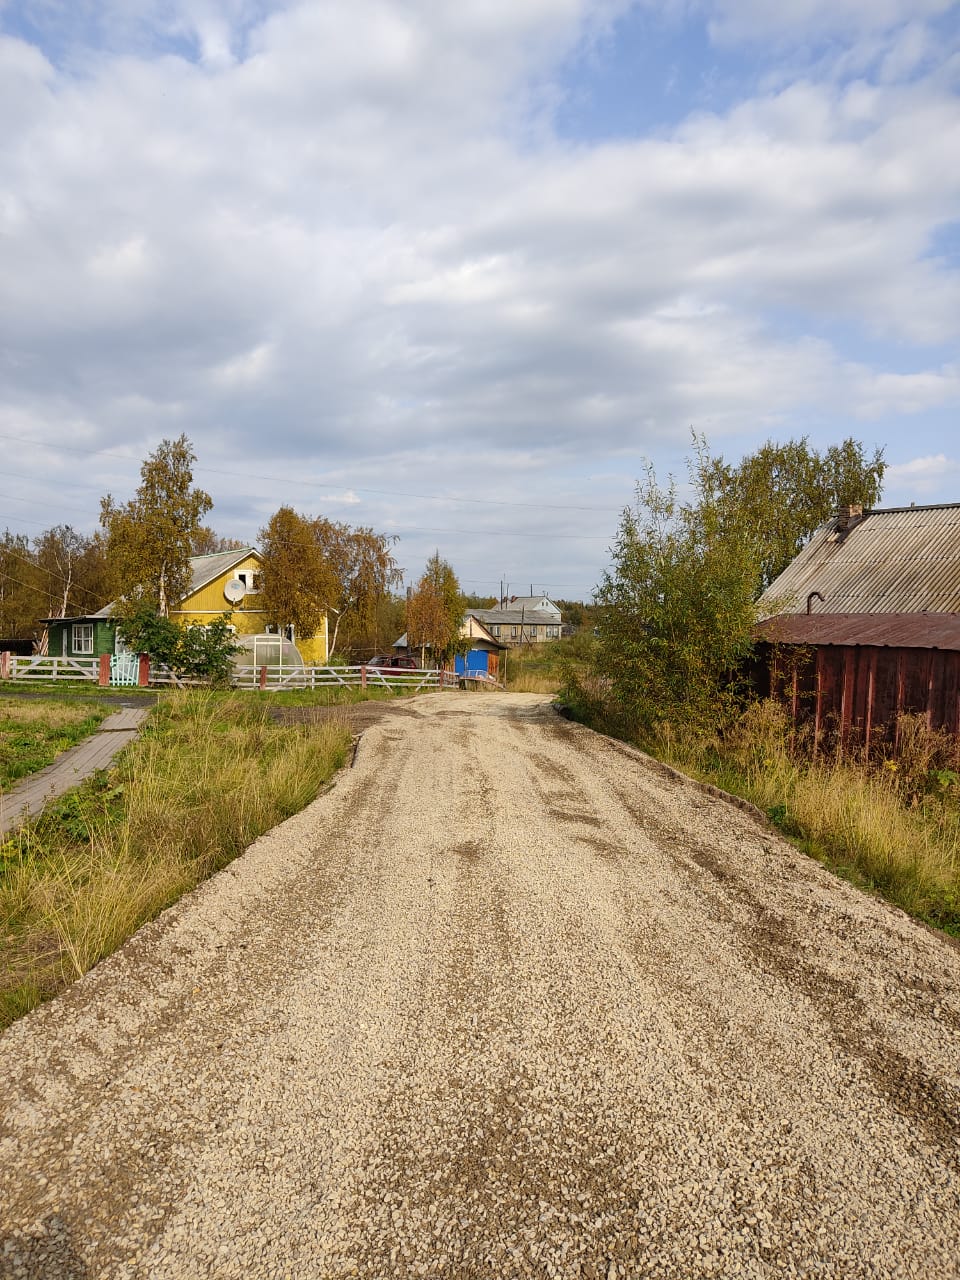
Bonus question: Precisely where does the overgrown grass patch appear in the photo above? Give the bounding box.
[505,632,597,694]
[656,702,960,938]
[247,684,421,708]
[0,697,109,788]
[0,691,351,1028]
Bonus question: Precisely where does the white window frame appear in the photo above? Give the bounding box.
[72,623,94,655]
[237,569,260,594]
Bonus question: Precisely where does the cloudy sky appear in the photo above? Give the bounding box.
[1,0,958,600]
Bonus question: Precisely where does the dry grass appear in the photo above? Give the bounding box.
[509,673,561,693]
[0,697,100,729]
[0,696,108,788]
[0,692,352,1027]
[659,700,960,936]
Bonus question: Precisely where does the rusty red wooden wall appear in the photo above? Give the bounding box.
[764,643,960,753]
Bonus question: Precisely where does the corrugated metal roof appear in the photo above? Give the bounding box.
[755,613,960,651]
[757,504,960,618]
[186,547,257,596]
[41,548,259,625]
[469,606,561,626]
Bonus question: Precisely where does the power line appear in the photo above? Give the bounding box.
[0,489,93,518]
[0,544,107,611]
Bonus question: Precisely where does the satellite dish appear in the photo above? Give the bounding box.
[223,578,247,604]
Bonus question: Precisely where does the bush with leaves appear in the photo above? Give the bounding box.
[174,615,240,684]
[594,442,758,742]
[117,605,239,683]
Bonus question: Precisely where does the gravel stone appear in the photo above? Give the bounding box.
[0,692,958,1278]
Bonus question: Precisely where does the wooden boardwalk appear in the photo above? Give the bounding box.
[0,707,150,838]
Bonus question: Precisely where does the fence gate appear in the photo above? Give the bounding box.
[110,652,140,686]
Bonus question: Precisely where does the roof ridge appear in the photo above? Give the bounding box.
[862,502,960,514]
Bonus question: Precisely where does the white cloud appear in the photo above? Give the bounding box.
[885,453,960,497]
[848,365,960,418]
[87,235,152,281]
[211,341,275,388]
[0,0,958,593]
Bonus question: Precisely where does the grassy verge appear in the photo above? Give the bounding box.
[0,681,145,699]
[0,697,109,788]
[505,632,596,694]
[246,684,424,707]
[0,691,352,1028]
[654,702,960,938]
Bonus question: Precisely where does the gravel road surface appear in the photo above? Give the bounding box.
[1,692,958,1279]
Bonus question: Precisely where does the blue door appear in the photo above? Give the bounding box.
[455,649,489,675]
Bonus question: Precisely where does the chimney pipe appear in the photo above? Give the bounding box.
[836,503,863,531]
[806,591,825,615]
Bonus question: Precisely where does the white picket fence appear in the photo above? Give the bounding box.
[231,664,461,692]
[2,653,500,692]
[3,655,100,682]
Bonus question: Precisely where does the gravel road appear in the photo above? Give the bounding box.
[1,692,958,1279]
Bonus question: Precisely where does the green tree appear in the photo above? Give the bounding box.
[174,615,239,683]
[259,506,334,645]
[594,444,758,740]
[100,435,212,616]
[406,553,463,667]
[312,519,402,659]
[709,436,885,591]
[190,527,248,556]
[0,531,40,639]
[33,525,109,620]
[115,605,182,667]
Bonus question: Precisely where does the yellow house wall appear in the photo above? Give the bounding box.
[298,613,329,665]
[169,554,329,664]
[170,555,267,637]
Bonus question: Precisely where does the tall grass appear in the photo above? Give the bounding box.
[659,700,960,936]
[505,631,597,694]
[0,692,351,1027]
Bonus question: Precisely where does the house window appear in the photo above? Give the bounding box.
[491,625,500,637]
[72,624,94,655]
[511,626,519,639]
[237,570,260,594]
[547,625,560,639]
[527,625,538,640]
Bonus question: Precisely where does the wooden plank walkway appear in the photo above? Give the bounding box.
[0,707,150,838]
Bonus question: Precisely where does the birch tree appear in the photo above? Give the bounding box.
[406,553,463,667]
[100,435,212,616]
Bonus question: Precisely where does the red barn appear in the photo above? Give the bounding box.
[754,503,960,752]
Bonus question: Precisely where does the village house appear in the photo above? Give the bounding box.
[392,613,508,679]
[753,502,960,748]
[466,595,563,647]
[44,547,329,666]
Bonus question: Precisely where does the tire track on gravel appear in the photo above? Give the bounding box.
[1,693,959,1280]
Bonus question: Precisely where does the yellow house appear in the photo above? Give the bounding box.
[169,548,329,664]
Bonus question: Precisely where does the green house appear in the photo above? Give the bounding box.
[44,608,119,659]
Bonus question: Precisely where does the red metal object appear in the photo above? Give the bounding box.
[361,665,367,690]
[756,613,960,651]
[138,654,150,687]
[98,653,111,686]
[259,665,267,690]
[761,629,960,752]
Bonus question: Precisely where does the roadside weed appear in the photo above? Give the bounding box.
[0,691,351,1027]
